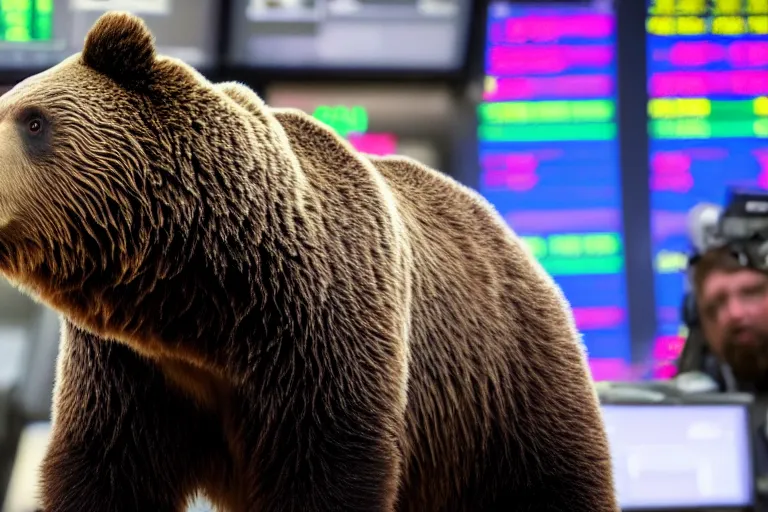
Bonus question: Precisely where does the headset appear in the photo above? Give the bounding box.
[687,187,768,274]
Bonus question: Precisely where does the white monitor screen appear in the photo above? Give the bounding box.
[226,0,472,71]
[602,403,754,510]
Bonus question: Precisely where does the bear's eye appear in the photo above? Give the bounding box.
[28,118,42,135]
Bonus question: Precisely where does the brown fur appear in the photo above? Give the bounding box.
[0,11,618,512]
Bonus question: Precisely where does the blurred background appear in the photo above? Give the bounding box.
[0,0,766,510]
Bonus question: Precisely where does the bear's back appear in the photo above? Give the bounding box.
[351,152,607,510]
[268,107,612,511]
[365,154,581,508]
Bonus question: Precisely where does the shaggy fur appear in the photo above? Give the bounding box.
[0,11,618,512]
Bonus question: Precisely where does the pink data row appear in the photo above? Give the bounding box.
[487,45,614,75]
[650,151,694,193]
[574,306,626,331]
[589,359,638,382]
[655,41,768,69]
[481,150,564,169]
[347,133,397,155]
[482,152,543,191]
[488,15,614,44]
[649,70,768,97]
[483,169,538,191]
[484,75,614,101]
[650,149,768,193]
[652,334,686,363]
[503,209,621,233]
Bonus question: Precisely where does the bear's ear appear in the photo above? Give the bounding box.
[81,11,156,89]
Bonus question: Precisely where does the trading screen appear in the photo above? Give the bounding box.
[647,0,768,377]
[478,1,631,381]
[0,0,219,69]
[602,404,754,509]
[226,0,471,70]
[267,84,454,171]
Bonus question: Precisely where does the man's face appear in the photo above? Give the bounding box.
[699,268,768,383]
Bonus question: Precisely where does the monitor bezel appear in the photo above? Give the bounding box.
[218,0,483,82]
[600,397,758,512]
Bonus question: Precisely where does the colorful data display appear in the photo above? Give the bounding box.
[479,1,630,381]
[312,104,399,155]
[0,0,216,69]
[0,0,53,42]
[647,0,768,377]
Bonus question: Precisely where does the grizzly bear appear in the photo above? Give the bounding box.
[0,11,618,512]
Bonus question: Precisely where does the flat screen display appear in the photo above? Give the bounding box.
[602,403,754,510]
[267,83,456,171]
[646,0,768,377]
[0,0,219,70]
[478,0,631,381]
[226,0,472,71]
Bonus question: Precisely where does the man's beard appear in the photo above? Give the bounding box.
[722,327,768,389]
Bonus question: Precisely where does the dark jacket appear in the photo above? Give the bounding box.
[677,327,768,509]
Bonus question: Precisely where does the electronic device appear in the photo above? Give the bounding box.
[647,0,768,374]
[225,0,472,71]
[477,0,631,381]
[0,0,220,70]
[687,188,768,274]
[601,398,756,511]
[266,83,456,171]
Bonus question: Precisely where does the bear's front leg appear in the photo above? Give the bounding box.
[38,320,228,512]
[247,340,406,512]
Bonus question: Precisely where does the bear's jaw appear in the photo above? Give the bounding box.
[0,229,41,288]
[24,262,238,367]
[31,277,216,364]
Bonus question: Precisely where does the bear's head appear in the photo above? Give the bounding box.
[0,12,290,341]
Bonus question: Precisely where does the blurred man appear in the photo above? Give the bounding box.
[680,245,768,391]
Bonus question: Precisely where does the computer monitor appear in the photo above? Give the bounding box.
[266,83,457,172]
[646,0,768,375]
[602,402,755,510]
[0,0,220,71]
[225,0,472,71]
[477,0,631,381]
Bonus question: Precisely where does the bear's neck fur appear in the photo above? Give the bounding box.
[4,79,317,379]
